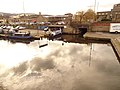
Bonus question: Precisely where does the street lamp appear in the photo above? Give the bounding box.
[94,0,96,13]
[94,0,96,21]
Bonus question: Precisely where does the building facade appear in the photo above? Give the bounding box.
[47,13,73,25]
[111,3,120,22]
[97,3,120,22]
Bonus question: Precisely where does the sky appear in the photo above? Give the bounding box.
[0,0,119,15]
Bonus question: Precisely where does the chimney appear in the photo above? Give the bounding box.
[39,12,41,15]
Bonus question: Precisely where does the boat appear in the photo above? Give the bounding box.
[46,25,64,36]
[8,32,32,39]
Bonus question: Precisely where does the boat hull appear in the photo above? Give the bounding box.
[8,35,33,39]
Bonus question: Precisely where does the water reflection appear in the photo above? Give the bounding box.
[0,38,120,90]
[8,39,32,44]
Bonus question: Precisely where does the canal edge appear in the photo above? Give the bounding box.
[84,32,120,61]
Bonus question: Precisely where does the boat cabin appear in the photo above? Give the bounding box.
[47,25,64,36]
[9,32,32,39]
[13,32,30,36]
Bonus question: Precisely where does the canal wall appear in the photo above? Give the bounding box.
[91,22,110,32]
[63,22,111,34]
[17,29,46,39]
[111,38,120,60]
[63,26,77,34]
[84,32,120,60]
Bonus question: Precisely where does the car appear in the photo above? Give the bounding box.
[15,26,26,30]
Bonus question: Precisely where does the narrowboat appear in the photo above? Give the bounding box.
[8,32,32,39]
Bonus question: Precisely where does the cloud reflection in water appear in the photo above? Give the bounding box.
[0,40,120,90]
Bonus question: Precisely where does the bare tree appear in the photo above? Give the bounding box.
[73,9,96,23]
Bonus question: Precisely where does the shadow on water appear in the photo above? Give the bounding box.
[8,39,34,44]
[0,37,34,44]
[0,34,109,44]
[50,34,110,44]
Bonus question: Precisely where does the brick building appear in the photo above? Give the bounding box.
[111,3,120,21]
[97,3,120,22]
[47,13,73,25]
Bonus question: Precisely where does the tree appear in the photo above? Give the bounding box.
[73,11,86,23]
[6,19,9,24]
[84,9,96,22]
[73,9,96,23]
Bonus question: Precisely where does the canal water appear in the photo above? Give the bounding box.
[0,35,120,90]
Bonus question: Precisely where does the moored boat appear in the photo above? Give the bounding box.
[46,25,64,36]
[8,32,32,39]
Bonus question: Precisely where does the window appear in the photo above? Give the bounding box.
[97,13,101,15]
[102,13,105,15]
